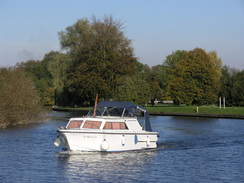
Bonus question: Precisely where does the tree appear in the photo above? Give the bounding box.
[0,67,42,128]
[232,70,244,106]
[115,73,150,105]
[161,50,187,100]
[163,50,188,68]
[58,15,139,104]
[17,52,55,105]
[219,66,244,106]
[170,48,220,105]
[144,65,162,106]
[47,52,71,105]
[208,50,222,78]
[219,65,233,105]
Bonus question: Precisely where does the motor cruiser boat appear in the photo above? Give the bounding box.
[54,101,158,152]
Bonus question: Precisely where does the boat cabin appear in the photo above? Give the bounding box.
[65,101,152,132]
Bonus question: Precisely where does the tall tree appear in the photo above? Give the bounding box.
[161,50,187,100]
[58,15,139,104]
[170,48,220,105]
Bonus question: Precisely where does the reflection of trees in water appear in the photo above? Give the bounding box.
[57,151,156,182]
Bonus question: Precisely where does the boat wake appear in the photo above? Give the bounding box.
[156,140,192,151]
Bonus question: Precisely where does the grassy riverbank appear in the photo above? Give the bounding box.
[146,105,244,115]
[54,105,244,116]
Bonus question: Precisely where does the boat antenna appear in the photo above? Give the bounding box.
[93,94,99,117]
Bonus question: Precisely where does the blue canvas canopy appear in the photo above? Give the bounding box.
[95,101,152,132]
[97,101,145,111]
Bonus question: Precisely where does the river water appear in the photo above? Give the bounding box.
[0,111,243,183]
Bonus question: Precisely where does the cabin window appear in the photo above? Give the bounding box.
[67,120,83,128]
[83,121,102,129]
[103,122,128,130]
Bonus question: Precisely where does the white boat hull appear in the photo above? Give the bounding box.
[58,130,158,152]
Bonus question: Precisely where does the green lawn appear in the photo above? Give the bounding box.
[146,105,244,115]
[56,105,244,115]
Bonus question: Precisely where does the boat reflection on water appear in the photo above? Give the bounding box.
[56,150,157,182]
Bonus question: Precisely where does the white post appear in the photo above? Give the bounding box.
[219,97,221,109]
[223,97,225,109]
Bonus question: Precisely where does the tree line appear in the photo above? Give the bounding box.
[1,15,244,127]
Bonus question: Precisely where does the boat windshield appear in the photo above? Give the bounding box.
[88,107,134,117]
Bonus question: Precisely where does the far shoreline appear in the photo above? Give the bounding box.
[52,108,244,119]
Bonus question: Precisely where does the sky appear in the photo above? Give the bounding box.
[1,0,244,69]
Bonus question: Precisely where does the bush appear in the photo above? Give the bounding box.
[0,67,43,128]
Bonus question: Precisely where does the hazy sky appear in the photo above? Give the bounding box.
[1,0,244,69]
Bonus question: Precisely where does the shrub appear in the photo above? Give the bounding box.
[0,67,42,128]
